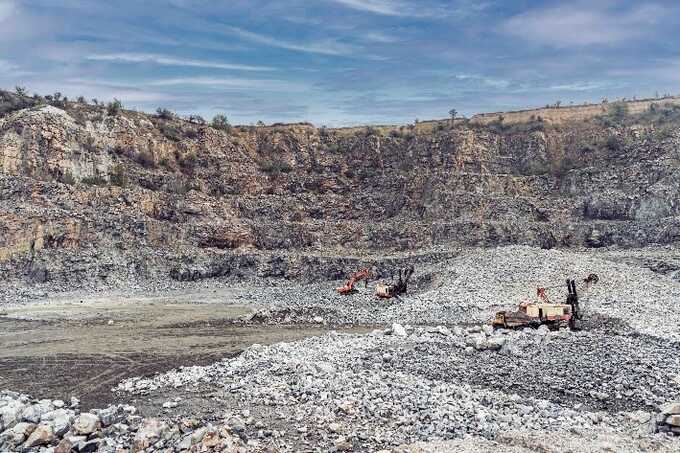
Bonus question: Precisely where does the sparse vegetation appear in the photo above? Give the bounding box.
[58,170,76,185]
[364,126,379,137]
[81,173,107,186]
[178,151,198,173]
[184,128,199,139]
[211,114,231,132]
[156,107,175,120]
[109,164,128,187]
[159,123,182,142]
[134,149,156,168]
[107,99,123,116]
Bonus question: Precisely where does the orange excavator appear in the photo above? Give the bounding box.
[336,268,371,295]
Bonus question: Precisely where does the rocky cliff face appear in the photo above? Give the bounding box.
[1,91,679,294]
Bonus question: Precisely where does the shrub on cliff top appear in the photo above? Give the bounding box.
[211,114,232,132]
[156,107,175,119]
[107,99,123,116]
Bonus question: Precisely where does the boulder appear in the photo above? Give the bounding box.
[73,413,100,435]
[433,325,451,336]
[22,402,53,423]
[334,436,352,451]
[486,336,507,351]
[41,409,74,436]
[133,418,167,451]
[54,438,73,453]
[201,428,221,448]
[96,405,123,426]
[391,323,407,337]
[0,401,26,430]
[24,424,54,448]
[7,422,35,444]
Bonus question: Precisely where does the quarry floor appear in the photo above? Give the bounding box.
[0,292,368,410]
[2,245,680,451]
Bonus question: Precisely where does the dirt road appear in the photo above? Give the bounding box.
[0,290,361,409]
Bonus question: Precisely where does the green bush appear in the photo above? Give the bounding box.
[159,123,182,142]
[107,99,123,116]
[0,90,36,116]
[211,114,231,132]
[59,170,76,185]
[156,107,175,119]
[109,164,127,187]
[81,174,107,186]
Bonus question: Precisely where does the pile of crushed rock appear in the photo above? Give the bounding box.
[239,246,680,342]
[0,391,248,452]
[117,323,680,451]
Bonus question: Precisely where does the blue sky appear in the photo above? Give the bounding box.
[1,0,679,126]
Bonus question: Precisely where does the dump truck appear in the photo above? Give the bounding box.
[492,274,598,330]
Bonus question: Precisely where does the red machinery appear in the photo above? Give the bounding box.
[336,268,370,295]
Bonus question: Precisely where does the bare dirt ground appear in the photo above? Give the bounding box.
[0,290,364,410]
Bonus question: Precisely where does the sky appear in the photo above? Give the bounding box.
[1,0,680,126]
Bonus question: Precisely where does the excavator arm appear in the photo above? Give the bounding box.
[336,268,370,295]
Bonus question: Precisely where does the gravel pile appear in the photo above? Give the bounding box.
[117,324,680,451]
[0,390,249,452]
[239,246,680,342]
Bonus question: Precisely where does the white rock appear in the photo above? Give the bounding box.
[0,401,25,430]
[7,421,35,444]
[391,323,407,337]
[73,413,100,435]
[434,325,452,336]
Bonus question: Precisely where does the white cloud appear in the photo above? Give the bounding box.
[364,32,400,43]
[225,27,358,56]
[87,53,274,71]
[455,74,510,89]
[503,2,665,47]
[547,82,608,92]
[330,0,413,16]
[327,0,485,18]
[149,77,307,92]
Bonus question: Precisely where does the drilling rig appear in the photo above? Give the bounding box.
[375,266,414,299]
[492,274,599,330]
